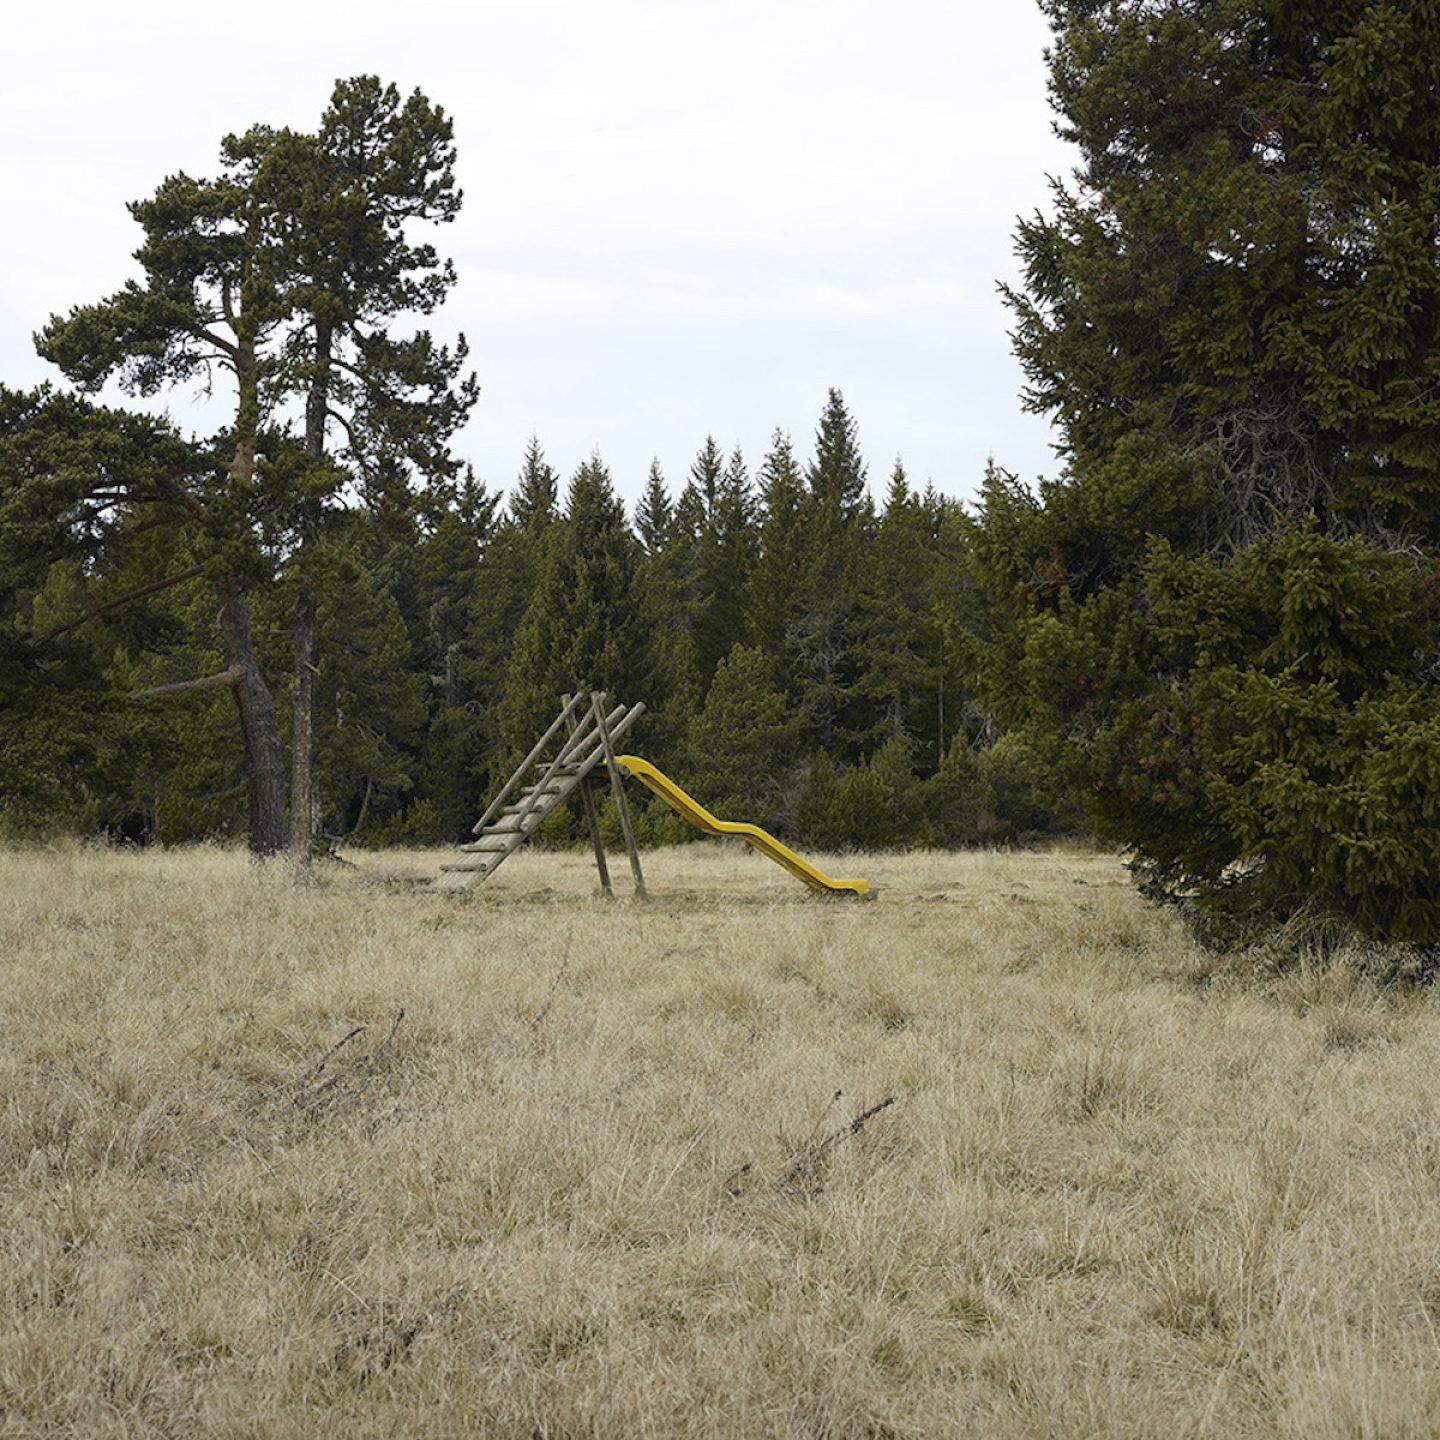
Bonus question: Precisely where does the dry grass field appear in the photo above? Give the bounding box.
[3,840,1440,1438]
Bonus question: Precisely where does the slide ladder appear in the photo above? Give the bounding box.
[616,755,869,897]
[434,694,645,890]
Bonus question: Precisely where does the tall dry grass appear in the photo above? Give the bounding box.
[2,840,1439,1437]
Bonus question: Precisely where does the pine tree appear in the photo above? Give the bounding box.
[29,77,475,858]
[253,76,476,865]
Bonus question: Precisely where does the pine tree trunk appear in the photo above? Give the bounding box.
[290,320,333,873]
[224,320,288,857]
[220,569,288,856]
[291,584,317,867]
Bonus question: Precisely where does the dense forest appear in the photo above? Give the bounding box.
[2,377,1058,854]
[5,0,1440,952]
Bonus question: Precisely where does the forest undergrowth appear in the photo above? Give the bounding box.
[2,842,1438,1438]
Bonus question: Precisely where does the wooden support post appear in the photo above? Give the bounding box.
[565,692,612,897]
[591,690,647,900]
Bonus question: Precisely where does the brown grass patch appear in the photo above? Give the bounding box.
[1,840,1438,1436]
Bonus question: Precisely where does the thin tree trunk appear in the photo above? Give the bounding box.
[290,319,333,873]
[220,568,288,856]
[291,586,317,868]
[225,320,289,857]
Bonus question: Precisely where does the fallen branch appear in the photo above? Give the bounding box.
[366,1009,405,1070]
[296,1024,367,1088]
[779,1094,898,1189]
[530,937,573,1031]
[814,1096,897,1157]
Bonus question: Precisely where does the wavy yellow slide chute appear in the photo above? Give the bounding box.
[617,755,870,897]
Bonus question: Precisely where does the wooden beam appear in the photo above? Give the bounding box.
[566,692,612,897]
[591,691,647,900]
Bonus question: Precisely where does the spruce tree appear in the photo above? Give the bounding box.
[852,459,942,750]
[747,430,812,677]
[456,439,562,798]
[689,435,725,516]
[694,445,757,685]
[794,390,869,753]
[982,0,1440,946]
[500,456,652,747]
[640,468,703,739]
[635,459,672,558]
[808,388,868,519]
[684,643,799,831]
[509,437,560,535]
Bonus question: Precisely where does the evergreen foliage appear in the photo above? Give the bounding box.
[979,0,1440,946]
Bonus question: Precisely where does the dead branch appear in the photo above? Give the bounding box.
[296,1024,367,1088]
[530,937,574,1031]
[131,665,241,700]
[779,1095,898,1188]
[42,563,207,641]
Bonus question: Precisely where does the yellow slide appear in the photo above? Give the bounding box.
[617,755,870,897]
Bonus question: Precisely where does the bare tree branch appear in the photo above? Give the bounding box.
[131,664,240,699]
[41,563,207,641]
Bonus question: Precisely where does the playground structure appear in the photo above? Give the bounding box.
[435,690,869,897]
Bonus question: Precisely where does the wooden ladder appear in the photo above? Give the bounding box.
[434,693,646,890]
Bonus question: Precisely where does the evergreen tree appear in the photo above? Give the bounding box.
[500,455,652,747]
[634,462,699,747]
[851,459,939,748]
[29,76,474,858]
[808,387,868,519]
[747,430,812,676]
[254,76,475,864]
[510,436,560,534]
[981,0,1440,946]
[694,445,757,684]
[635,459,672,557]
[689,435,725,515]
[793,390,869,754]
[684,643,799,830]
[33,142,294,851]
[457,439,561,796]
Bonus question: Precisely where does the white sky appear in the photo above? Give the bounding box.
[1,0,1075,509]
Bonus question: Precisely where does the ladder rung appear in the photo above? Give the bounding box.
[488,814,543,834]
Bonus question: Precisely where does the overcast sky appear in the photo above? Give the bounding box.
[1,0,1075,509]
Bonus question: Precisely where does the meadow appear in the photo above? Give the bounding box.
[3,840,1439,1438]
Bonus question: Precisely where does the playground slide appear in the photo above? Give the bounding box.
[616,755,870,897]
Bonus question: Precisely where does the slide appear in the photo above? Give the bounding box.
[616,755,870,897]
